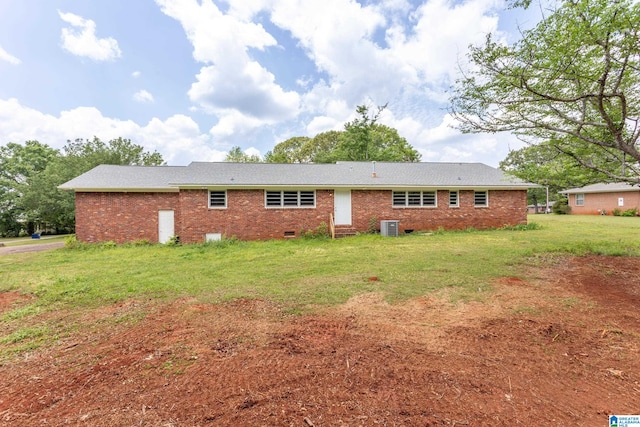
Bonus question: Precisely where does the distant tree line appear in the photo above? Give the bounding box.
[0,137,163,237]
[225,104,422,163]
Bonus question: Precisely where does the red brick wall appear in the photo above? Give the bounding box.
[74,188,528,243]
[351,190,528,232]
[75,192,180,243]
[569,192,640,215]
[178,189,334,242]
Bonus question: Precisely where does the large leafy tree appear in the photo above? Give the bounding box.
[265,105,421,163]
[499,142,617,207]
[450,0,640,184]
[336,104,387,161]
[264,131,343,163]
[263,137,311,163]
[63,137,164,168]
[0,141,60,236]
[500,143,616,189]
[306,131,343,163]
[0,137,165,235]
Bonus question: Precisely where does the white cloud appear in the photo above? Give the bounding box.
[132,71,141,78]
[0,98,226,165]
[262,0,504,141]
[402,112,526,167]
[155,0,277,63]
[244,146,261,158]
[156,0,300,130]
[189,63,299,120]
[58,11,122,61]
[0,45,21,65]
[391,0,504,82]
[208,110,269,139]
[133,90,154,103]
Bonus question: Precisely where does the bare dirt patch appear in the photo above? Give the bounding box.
[0,292,31,312]
[1,255,639,426]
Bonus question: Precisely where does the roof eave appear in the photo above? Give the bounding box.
[59,187,179,193]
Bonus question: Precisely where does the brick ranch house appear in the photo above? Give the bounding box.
[562,182,640,215]
[59,161,534,244]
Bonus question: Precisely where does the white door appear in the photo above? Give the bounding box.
[158,210,175,243]
[334,190,352,225]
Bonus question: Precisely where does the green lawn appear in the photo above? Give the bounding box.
[1,214,639,358]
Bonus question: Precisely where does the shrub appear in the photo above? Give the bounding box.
[165,235,180,246]
[552,198,571,214]
[64,235,83,249]
[301,222,330,239]
[621,208,638,217]
[603,208,636,217]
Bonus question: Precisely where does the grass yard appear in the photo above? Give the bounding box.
[1,214,639,425]
[2,215,639,312]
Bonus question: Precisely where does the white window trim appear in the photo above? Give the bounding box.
[474,190,489,208]
[208,190,227,209]
[575,193,585,206]
[264,190,316,208]
[392,190,437,208]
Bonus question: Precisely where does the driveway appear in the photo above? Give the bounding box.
[0,241,65,255]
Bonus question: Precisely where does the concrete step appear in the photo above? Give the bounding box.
[334,227,357,238]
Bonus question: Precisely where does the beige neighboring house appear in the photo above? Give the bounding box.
[562,183,640,215]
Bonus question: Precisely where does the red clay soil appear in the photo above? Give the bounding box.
[1,255,639,426]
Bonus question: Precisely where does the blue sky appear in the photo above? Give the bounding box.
[0,0,540,166]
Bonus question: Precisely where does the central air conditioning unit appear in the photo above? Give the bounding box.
[380,220,399,237]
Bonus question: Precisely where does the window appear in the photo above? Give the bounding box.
[265,190,315,207]
[474,190,488,207]
[422,191,436,207]
[209,190,227,208]
[392,191,437,207]
[393,192,407,206]
[575,193,584,206]
[449,190,459,207]
[407,191,421,206]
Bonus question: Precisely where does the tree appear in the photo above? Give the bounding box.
[336,104,387,161]
[63,137,164,168]
[265,105,421,163]
[264,137,311,163]
[366,124,422,162]
[500,142,616,188]
[450,0,640,183]
[225,146,262,162]
[265,131,343,164]
[499,142,614,209]
[306,131,343,163]
[11,137,165,234]
[0,141,60,236]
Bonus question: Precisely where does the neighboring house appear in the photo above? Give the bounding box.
[527,201,555,214]
[59,161,534,244]
[562,182,640,215]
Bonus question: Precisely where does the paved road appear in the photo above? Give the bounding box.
[0,242,65,255]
